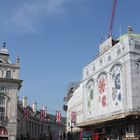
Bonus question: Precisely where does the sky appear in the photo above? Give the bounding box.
[0,0,140,116]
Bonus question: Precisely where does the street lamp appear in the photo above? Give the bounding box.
[70,120,74,140]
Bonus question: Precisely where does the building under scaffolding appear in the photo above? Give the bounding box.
[65,27,140,140]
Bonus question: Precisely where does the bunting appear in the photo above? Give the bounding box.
[71,111,77,125]
[23,107,29,120]
[40,109,45,121]
[56,111,61,123]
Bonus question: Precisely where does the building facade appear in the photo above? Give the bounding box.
[0,44,66,140]
[0,43,22,140]
[66,82,83,139]
[17,98,66,140]
[65,27,140,140]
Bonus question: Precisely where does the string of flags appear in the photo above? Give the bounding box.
[40,109,45,121]
[56,111,61,123]
[23,107,29,120]
[23,107,63,123]
[23,106,77,128]
[71,111,77,125]
[23,106,77,125]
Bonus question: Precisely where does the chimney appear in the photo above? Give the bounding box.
[43,106,47,117]
[16,56,20,65]
[128,25,133,34]
[32,101,37,113]
[22,96,28,108]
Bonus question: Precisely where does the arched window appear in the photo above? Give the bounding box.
[6,70,11,78]
[97,72,107,107]
[0,96,5,121]
[86,79,95,115]
[110,64,122,106]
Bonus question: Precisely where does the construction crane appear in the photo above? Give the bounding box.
[108,0,118,37]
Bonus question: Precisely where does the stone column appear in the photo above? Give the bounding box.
[9,135,16,140]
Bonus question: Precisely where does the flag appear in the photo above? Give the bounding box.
[23,107,29,120]
[56,111,61,123]
[71,111,77,125]
[40,109,45,121]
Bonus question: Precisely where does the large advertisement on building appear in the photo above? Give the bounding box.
[83,64,124,120]
[110,64,123,110]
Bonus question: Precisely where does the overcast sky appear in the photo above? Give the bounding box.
[0,0,140,115]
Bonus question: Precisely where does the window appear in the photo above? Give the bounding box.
[6,70,11,78]
[0,107,5,121]
[117,48,121,55]
[108,54,111,61]
[0,70,4,78]
[0,86,5,92]
[136,59,140,69]
[92,64,96,71]
[135,41,140,50]
[68,122,70,127]
[0,96,5,105]
[100,58,103,65]
[0,96,5,121]
[86,70,89,76]
[48,125,50,131]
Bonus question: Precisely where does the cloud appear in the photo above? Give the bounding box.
[7,0,66,33]
[3,0,92,33]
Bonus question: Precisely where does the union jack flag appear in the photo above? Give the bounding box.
[56,111,61,123]
[40,109,45,121]
[23,107,29,120]
[71,111,77,125]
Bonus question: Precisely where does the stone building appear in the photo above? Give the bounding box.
[64,82,83,140]
[0,43,22,140]
[0,44,66,140]
[17,97,66,140]
[65,27,140,140]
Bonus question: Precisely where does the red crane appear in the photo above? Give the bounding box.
[108,0,118,37]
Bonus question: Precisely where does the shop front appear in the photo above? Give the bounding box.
[0,127,8,140]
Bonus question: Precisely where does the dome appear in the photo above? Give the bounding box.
[0,43,10,64]
[0,47,9,55]
[0,42,9,55]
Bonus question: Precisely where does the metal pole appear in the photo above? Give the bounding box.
[70,121,73,140]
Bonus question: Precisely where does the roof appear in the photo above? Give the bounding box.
[118,33,140,41]
[0,46,11,64]
[0,47,9,55]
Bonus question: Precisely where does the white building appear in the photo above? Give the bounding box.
[66,27,140,139]
[17,98,66,140]
[0,43,22,140]
[66,82,83,133]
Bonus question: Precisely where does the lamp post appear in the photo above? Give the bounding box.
[70,121,73,140]
[70,111,77,140]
